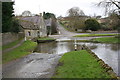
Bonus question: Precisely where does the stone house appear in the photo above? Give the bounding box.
[20,20,40,39]
[19,13,47,40]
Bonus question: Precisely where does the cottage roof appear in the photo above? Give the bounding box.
[19,16,42,30]
[20,20,39,30]
[19,16,51,30]
[20,16,41,25]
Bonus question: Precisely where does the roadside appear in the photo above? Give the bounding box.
[3,38,24,53]
[3,40,37,64]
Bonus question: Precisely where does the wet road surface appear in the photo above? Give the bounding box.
[3,53,62,78]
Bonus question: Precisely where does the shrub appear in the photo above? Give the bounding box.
[85,19,101,31]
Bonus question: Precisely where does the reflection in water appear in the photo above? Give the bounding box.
[35,41,119,76]
[35,42,57,53]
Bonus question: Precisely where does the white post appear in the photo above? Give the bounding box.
[74,39,77,51]
[59,31,61,34]
[24,36,27,41]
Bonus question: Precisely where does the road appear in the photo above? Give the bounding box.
[50,22,86,38]
[3,53,62,78]
[49,22,115,41]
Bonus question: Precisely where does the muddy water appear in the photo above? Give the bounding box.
[35,41,119,76]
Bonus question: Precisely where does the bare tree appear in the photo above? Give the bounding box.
[22,10,32,16]
[67,7,85,31]
[97,0,120,15]
[97,0,120,31]
[109,12,120,29]
[67,7,85,17]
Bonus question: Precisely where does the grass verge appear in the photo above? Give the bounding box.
[38,37,55,40]
[2,38,23,50]
[57,37,120,43]
[74,34,117,37]
[92,37,120,43]
[3,40,37,64]
[53,50,112,78]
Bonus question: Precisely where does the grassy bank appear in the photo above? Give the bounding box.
[3,38,23,50]
[53,50,112,78]
[38,37,55,40]
[3,40,37,64]
[92,37,120,43]
[74,34,117,37]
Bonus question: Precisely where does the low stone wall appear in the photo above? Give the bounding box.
[2,32,24,45]
[37,40,56,43]
[82,45,118,78]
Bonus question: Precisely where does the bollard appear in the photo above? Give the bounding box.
[75,44,77,51]
[74,39,77,51]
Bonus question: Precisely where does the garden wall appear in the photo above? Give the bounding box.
[2,32,24,45]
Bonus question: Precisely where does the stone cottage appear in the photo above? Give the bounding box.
[20,20,40,39]
[19,13,47,40]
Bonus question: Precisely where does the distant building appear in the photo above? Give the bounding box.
[18,13,47,40]
[62,16,90,21]
[97,17,110,24]
[45,18,52,35]
[45,18,57,35]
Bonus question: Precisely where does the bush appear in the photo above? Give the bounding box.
[85,19,101,31]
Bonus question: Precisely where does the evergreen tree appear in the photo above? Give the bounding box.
[2,2,14,33]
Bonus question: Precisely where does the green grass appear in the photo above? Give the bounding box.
[74,34,117,37]
[3,40,37,64]
[92,37,120,43]
[38,37,55,40]
[53,50,112,78]
[3,38,23,50]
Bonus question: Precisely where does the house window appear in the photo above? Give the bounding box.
[28,31,31,36]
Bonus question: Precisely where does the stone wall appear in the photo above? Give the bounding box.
[2,32,24,45]
[82,45,118,78]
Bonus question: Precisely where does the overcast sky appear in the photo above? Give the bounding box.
[13,0,106,17]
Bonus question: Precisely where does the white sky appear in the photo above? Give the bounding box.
[13,0,106,17]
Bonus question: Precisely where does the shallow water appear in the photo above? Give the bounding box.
[35,41,119,76]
